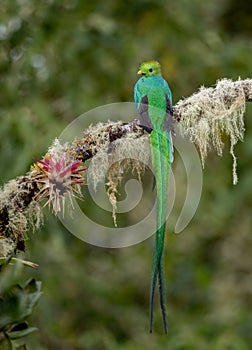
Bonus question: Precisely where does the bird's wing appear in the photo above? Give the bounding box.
[138,95,153,133]
[164,94,173,133]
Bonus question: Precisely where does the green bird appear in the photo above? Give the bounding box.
[134,60,173,333]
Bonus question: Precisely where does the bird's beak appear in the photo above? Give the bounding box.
[137,70,142,75]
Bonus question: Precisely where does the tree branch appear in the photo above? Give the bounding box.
[0,78,251,255]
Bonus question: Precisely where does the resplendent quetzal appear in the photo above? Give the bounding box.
[134,60,173,333]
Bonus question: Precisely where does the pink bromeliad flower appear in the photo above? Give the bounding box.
[35,154,86,215]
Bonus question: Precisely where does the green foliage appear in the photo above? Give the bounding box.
[0,260,41,349]
[0,0,252,349]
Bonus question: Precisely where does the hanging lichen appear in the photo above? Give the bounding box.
[176,78,246,184]
[88,133,151,225]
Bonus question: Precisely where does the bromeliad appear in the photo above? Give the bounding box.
[134,60,173,333]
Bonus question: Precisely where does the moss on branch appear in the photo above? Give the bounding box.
[0,78,251,255]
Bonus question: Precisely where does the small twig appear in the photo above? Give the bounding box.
[0,256,39,269]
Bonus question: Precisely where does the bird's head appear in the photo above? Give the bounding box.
[137,60,161,77]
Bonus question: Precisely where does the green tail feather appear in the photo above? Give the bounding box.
[149,224,167,333]
[149,130,172,334]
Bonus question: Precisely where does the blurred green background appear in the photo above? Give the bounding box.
[1,0,252,349]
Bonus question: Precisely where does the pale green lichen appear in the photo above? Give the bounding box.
[26,200,43,232]
[0,180,27,243]
[0,179,19,204]
[0,178,43,256]
[88,133,151,225]
[48,138,68,157]
[85,121,123,155]
[88,148,110,191]
[177,78,246,184]
[0,238,16,257]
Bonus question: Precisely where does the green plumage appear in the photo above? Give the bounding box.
[134,60,173,333]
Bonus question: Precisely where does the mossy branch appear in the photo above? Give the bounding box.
[0,78,251,255]
[173,78,251,184]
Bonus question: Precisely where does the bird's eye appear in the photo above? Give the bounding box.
[149,68,153,72]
